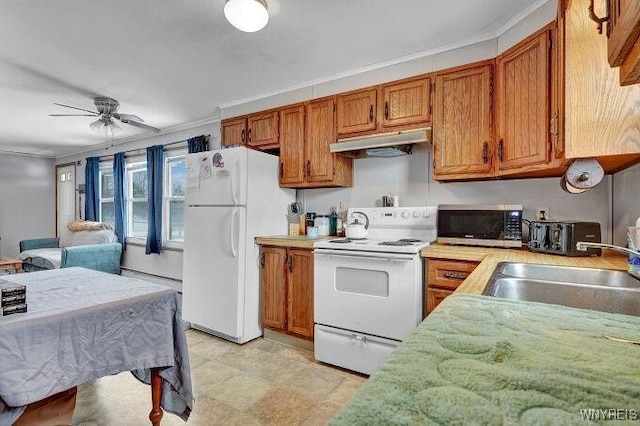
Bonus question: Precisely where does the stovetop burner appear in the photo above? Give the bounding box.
[329,238,369,244]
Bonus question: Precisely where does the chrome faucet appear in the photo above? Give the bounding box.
[576,241,640,258]
[576,241,640,280]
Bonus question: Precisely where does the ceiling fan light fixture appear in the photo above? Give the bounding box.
[224,0,269,33]
[89,118,105,132]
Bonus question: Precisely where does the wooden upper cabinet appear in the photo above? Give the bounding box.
[261,247,287,331]
[286,249,314,339]
[607,0,640,85]
[336,88,377,136]
[305,98,335,183]
[381,77,431,128]
[247,110,279,148]
[563,0,640,168]
[221,117,247,147]
[336,76,432,138]
[433,61,494,180]
[496,28,551,174]
[278,105,305,186]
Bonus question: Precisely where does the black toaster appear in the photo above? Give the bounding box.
[528,220,601,256]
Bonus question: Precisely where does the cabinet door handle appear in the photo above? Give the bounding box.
[287,254,293,272]
[241,129,245,143]
[369,105,374,122]
[248,128,252,142]
[498,139,504,162]
[384,101,389,120]
[443,271,468,280]
[482,141,489,164]
[306,160,311,177]
[260,253,265,268]
[587,0,609,35]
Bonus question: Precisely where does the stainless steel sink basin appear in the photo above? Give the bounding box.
[482,262,640,316]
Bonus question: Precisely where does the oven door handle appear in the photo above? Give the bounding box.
[314,249,415,261]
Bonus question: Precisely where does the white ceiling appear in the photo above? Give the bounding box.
[0,0,543,157]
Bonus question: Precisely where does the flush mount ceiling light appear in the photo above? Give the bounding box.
[224,0,269,32]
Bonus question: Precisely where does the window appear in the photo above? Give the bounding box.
[98,163,115,228]
[165,153,186,242]
[127,160,148,239]
[96,147,188,247]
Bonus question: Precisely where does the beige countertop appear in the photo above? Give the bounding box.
[255,235,337,249]
[421,243,629,295]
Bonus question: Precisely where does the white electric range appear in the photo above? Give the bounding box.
[313,206,438,375]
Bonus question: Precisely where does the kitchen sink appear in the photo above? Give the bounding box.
[482,262,640,316]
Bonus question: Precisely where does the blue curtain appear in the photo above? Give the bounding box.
[113,152,127,246]
[187,135,208,153]
[146,145,164,254]
[84,157,100,221]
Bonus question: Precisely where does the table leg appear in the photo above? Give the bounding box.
[149,368,163,426]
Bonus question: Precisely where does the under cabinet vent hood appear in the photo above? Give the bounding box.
[330,128,431,158]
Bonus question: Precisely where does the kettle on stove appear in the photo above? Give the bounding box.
[345,212,369,240]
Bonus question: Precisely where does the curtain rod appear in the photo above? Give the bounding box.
[98,134,210,161]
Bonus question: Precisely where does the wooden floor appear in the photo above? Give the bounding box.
[71,329,367,425]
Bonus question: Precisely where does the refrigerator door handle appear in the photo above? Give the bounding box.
[230,207,238,258]
[230,158,240,205]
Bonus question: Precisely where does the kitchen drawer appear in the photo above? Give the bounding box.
[426,259,479,290]
[314,324,398,375]
[426,287,454,314]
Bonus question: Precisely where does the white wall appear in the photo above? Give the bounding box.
[300,145,612,242]
[56,121,220,281]
[612,162,640,246]
[0,153,55,258]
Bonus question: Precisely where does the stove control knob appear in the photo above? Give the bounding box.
[401,211,410,218]
[412,211,420,218]
[423,210,430,218]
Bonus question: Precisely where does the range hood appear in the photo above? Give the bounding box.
[330,128,431,158]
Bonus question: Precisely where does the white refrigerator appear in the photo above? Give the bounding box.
[182,146,295,343]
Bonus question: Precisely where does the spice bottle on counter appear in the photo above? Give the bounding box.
[336,201,346,237]
[329,209,338,236]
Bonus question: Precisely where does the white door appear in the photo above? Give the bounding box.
[185,147,248,206]
[56,164,76,237]
[182,205,247,339]
[314,249,422,341]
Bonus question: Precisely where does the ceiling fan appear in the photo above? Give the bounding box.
[50,97,161,134]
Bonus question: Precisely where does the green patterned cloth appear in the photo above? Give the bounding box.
[331,294,640,425]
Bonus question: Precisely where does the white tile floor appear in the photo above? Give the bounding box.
[71,330,367,425]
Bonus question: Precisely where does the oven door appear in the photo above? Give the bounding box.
[314,249,422,341]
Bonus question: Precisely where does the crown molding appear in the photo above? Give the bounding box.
[55,114,221,159]
[220,0,551,111]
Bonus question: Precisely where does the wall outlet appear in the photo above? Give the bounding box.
[536,207,550,221]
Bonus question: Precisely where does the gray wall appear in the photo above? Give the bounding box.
[300,145,613,242]
[0,153,55,258]
[612,162,640,246]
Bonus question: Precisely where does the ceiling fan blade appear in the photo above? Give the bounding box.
[117,117,160,132]
[113,113,144,122]
[49,114,99,117]
[53,102,99,115]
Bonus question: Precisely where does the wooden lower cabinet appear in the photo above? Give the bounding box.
[424,258,480,317]
[260,246,314,340]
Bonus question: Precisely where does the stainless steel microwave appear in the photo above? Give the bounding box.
[437,204,523,248]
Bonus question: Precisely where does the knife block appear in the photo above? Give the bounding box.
[288,214,306,236]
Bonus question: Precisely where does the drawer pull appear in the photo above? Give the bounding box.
[443,271,468,280]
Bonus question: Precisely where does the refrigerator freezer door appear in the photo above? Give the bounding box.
[182,205,247,340]
[185,147,248,206]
